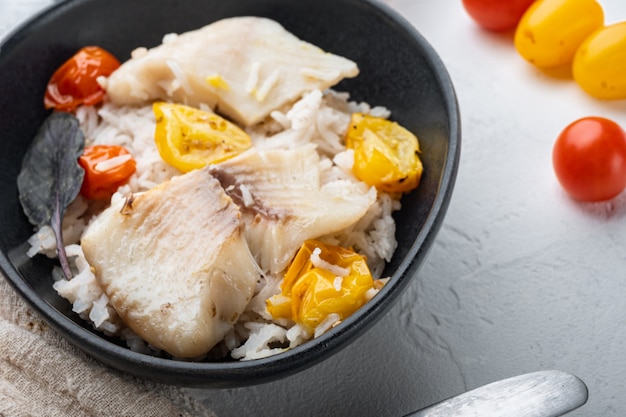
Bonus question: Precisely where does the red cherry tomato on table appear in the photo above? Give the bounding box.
[552,117,626,202]
[462,0,536,31]
[78,145,137,200]
[44,46,121,112]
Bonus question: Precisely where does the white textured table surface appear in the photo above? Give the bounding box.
[3,0,626,416]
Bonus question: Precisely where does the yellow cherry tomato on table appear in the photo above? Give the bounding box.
[573,22,626,100]
[153,102,252,173]
[345,113,423,194]
[514,0,604,68]
[266,240,381,333]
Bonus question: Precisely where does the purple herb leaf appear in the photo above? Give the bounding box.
[17,112,85,279]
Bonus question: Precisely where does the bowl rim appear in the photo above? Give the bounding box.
[0,0,461,388]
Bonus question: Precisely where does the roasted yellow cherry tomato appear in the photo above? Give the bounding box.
[153,102,251,172]
[514,0,604,68]
[266,240,380,333]
[573,22,626,100]
[345,113,422,193]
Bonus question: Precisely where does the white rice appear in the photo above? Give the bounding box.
[29,89,400,360]
[310,247,350,277]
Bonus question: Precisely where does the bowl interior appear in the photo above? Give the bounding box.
[0,0,460,387]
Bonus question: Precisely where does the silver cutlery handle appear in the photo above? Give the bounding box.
[405,370,588,417]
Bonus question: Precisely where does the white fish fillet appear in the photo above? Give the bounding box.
[105,17,359,127]
[80,169,260,358]
[210,144,377,275]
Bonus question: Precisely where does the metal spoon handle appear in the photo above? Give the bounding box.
[405,370,588,417]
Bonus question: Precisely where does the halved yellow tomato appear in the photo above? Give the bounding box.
[573,22,626,100]
[153,102,251,172]
[266,240,379,333]
[345,113,422,193]
[514,0,604,68]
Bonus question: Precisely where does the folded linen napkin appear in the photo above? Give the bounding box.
[0,276,216,417]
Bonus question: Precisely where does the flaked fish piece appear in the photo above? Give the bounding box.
[104,17,359,127]
[210,144,377,275]
[80,169,260,358]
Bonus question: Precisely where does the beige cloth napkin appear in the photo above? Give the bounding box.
[0,276,215,417]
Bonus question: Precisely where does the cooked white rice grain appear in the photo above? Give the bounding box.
[230,322,288,360]
[314,313,341,339]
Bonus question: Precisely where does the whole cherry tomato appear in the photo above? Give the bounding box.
[573,22,626,100]
[462,0,536,31]
[553,117,626,202]
[78,145,136,200]
[514,0,604,68]
[45,46,121,112]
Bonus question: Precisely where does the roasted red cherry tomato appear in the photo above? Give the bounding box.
[553,117,626,202]
[462,0,536,31]
[78,145,136,200]
[44,46,121,112]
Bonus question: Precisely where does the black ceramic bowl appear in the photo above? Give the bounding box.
[0,0,460,387]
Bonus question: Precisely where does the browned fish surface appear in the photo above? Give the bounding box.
[81,169,260,358]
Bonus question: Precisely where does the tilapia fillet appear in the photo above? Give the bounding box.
[211,144,377,275]
[81,169,260,358]
[105,16,359,126]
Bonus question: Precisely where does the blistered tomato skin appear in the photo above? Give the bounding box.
[573,22,626,100]
[266,240,378,333]
[553,117,626,202]
[44,46,121,112]
[514,0,604,68]
[462,0,536,32]
[78,145,137,200]
[345,113,423,194]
